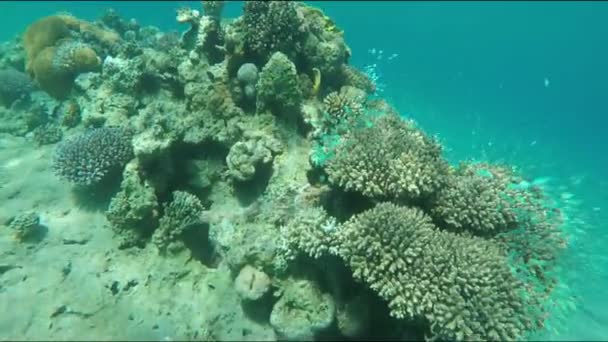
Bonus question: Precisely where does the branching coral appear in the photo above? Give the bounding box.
[243,1,305,61]
[52,126,134,186]
[152,190,205,253]
[339,64,376,94]
[326,113,449,200]
[32,123,63,146]
[429,162,523,235]
[336,202,534,341]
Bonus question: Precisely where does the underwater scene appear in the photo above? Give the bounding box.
[0,1,606,340]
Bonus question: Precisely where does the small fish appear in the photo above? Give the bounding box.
[544,77,550,88]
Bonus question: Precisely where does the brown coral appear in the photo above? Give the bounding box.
[23,15,70,74]
[31,40,101,99]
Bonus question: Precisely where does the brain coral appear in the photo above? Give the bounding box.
[31,39,101,99]
[52,126,134,186]
[326,113,449,200]
[23,15,71,74]
[336,202,533,341]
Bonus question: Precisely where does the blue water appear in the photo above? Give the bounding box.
[2,1,607,340]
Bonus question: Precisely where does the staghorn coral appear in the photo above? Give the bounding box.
[152,190,205,253]
[278,205,339,261]
[336,202,534,341]
[256,51,302,117]
[52,126,134,186]
[326,113,449,201]
[321,89,364,129]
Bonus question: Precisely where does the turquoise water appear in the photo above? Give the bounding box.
[1,1,606,340]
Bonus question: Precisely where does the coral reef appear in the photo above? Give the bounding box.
[430,162,521,235]
[52,126,133,186]
[243,1,305,62]
[226,131,282,182]
[0,4,570,342]
[236,62,258,101]
[31,39,101,99]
